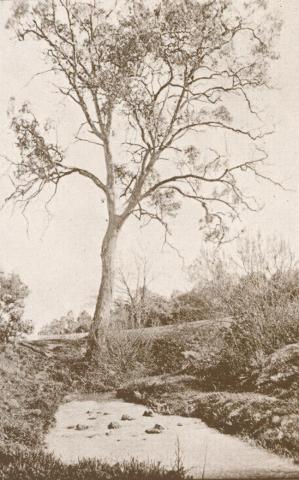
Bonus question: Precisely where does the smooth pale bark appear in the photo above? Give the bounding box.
[88,219,120,353]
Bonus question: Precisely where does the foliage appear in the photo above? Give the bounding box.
[113,289,172,329]
[148,334,188,374]
[6,0,281,241]
[0,271,32,343]
[5,0,282,335]
[188,235,299,386]
[39,310,92,335]
[116,255,212,329]
[169,290,214,324]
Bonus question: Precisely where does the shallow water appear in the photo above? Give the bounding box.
[46,395,299,479]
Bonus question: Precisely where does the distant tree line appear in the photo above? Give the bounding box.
[38,310,92,336]
[2,234,299,349]
[37,288,215,336]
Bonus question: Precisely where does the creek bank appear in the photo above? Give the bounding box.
[117,374,299,461]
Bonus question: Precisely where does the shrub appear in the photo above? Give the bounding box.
[0,272,32,343]
[148,333,188,375]
[188,236,299,387]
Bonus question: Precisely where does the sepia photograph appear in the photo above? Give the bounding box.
[0,0,299,478]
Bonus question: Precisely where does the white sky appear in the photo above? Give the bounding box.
[0,0,299,329]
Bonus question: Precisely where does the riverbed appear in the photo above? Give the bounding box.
[45,395,299,479]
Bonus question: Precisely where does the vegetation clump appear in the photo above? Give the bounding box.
[0,451,188,480]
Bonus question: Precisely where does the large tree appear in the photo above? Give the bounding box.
[6,0,280,351]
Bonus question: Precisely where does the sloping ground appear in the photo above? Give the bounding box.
[256,343,299,399]
[0,338,190,479]
[118,343,299,461]
[27,317,230,347]
[2,324,299,477]
[119,378,299,460]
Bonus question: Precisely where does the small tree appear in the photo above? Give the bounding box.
[6,0,281,352]
[39,309,92,334]
[117,255,153,328]
[0,271,32,343]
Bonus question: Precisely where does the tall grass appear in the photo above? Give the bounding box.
[0,448,189,480]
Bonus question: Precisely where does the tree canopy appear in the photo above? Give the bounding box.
[5,0,281,345]
[7,0,280,241]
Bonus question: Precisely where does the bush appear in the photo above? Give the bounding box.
[91,328,191,385]
[188,236,299,387]
[0,272,32,343]
[148,334,188,374]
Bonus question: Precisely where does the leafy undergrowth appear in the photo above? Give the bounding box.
[0,339,108,454]
[0,449,188,480]
[1,321,299,477]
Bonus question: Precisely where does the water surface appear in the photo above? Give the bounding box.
[46,395,299,479]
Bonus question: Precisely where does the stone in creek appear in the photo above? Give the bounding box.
[105,431,112,436]
[154,424,165,431]
[67,425,75,429]
[103,412,110,416]
[88,416,97,420]
[108,421,121,430]
[143,410,154,417]
[145,428,162,434]
[121,414,135,421]
[75,424,89,431]
[177,423,183,427]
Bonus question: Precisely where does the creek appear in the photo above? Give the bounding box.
[45,394,299,479]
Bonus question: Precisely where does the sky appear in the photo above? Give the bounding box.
[0,0,299,330]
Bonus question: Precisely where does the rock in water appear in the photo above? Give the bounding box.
[121,414,134,421]
[75,424,89,431]
[154,424,165,431]
[108,421,121,430]
[143,409,154,417]
[145,427,162,434]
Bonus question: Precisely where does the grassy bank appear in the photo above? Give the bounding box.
[0,331,196,479]
[0,450,188,480]
[1,318,299,478]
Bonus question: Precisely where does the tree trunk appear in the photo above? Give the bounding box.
[88,220,120,354]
